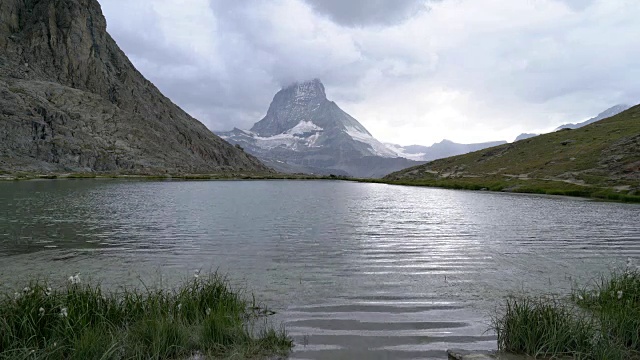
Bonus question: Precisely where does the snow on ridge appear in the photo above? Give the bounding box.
[220,129,255,140]
[384,143,426,161]
[253,133,297,150]
[306,131,322,147]
[285,121,323,135]
[344,126,397,158]
[240,121,324,151]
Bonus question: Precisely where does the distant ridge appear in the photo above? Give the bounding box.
[511,105,631,144]
[555,104,631,131]
[514,133,538,142]
[385,104,640,199]
[386,140,507,162]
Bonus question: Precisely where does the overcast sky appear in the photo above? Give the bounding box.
[99,0,640,146]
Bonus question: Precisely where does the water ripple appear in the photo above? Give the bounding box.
[0,180,638,359]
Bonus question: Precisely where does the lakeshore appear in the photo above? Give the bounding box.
[0,273,292,359]
[1,172,638,204]
[1,179,638,358]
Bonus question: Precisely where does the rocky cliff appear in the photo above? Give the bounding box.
[0,0,269,174]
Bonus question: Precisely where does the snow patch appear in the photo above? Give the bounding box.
[306,131,322,147]
[384,143,426,161]
[249,122,323,150]
[285,121,323,135]
[253,133,297,150]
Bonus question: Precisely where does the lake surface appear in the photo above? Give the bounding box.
[1,180,639,359]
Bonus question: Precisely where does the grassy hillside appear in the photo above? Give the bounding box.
[381,104,640,202]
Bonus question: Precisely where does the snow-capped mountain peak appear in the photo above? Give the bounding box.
[227,79,397,158]
[216,79,420,177]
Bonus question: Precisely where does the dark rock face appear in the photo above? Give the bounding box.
[0,0,269,174]
[218,80,421,178]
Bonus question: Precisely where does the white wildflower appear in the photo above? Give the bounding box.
[68,273,81,285]
[177,303,182,311]
[617,290,623,299]
[59,307,68,318]
[577,294,584,301]
[206,308,211,316]
[23,287,31,293]
[39,307,45,317]
[45,287,51,296]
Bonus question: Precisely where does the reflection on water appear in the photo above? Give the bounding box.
[1,180,639,359]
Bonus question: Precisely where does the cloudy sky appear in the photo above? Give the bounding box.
[99,0,640,146]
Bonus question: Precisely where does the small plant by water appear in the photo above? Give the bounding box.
[491,261,640,359]
[0,272,292,359]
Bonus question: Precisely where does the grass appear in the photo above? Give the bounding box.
[355,177,640,203]
[383,104,640,202]
[491,266,640,359]
[0,273,292,359]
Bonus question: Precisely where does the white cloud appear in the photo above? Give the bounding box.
[99,0,640,145]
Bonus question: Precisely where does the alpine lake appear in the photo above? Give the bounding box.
[1,179,638,359]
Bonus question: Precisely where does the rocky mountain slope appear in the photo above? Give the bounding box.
[0,0,268,174]
[385,104,640,200]
[386,140,507,162]
[218,80,420,178]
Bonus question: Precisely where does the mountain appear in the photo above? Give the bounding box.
[385,104,640,200]
[218,79,420,178]
[555,104,630,130]
[386,140,507,162]
[514,133,538,142]
[0,0,268,174]
[511,105,630,143]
